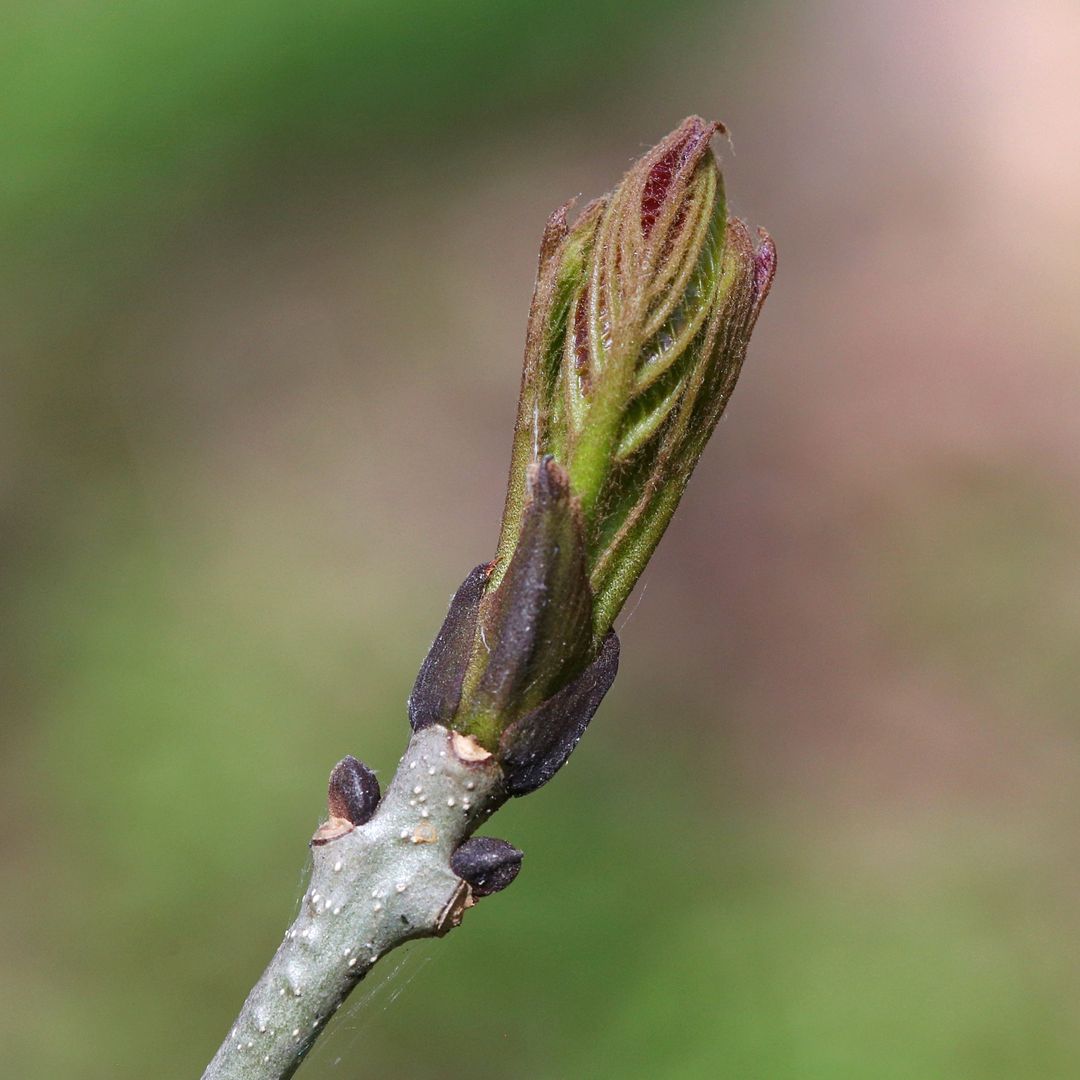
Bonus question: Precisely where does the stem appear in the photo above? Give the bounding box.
[201,725,507,1080]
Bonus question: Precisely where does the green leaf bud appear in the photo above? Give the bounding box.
[414,117,774,762]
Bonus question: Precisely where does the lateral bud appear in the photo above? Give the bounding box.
[449,836,524,898]
[327,755,381,825]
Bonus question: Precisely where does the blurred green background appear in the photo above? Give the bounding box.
[4,1,1080,1077]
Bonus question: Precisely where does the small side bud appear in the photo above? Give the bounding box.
[327,755,381,825]
[449,837,524,897]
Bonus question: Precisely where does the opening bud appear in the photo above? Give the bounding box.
[411,117,775,779]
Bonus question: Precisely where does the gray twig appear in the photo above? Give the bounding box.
[202,725,506,1080]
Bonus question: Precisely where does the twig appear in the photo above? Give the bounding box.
[202,726,505,1080]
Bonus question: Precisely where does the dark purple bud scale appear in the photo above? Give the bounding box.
[474,457,593,719]
[409,564,488,732]
[327,755,381,825]
[499,629,619,796]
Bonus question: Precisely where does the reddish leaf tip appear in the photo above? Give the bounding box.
[752,228,777,304]
[640,117,722,236]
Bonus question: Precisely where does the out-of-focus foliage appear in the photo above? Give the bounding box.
[4,2,1080,1078]
[3,0,672,272]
